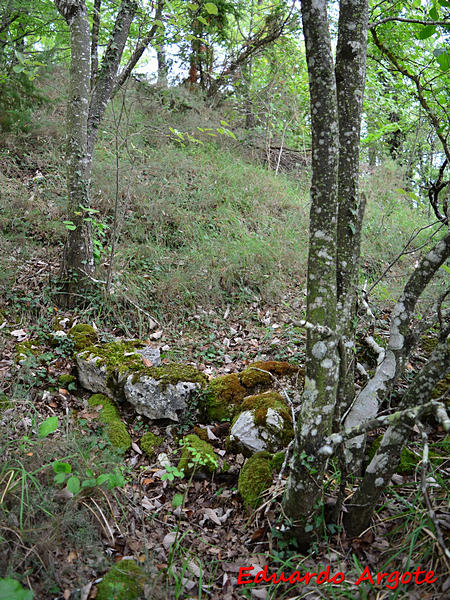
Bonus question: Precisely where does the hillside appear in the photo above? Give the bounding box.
[1,67,448,600]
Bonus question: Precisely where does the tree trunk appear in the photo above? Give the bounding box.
[157,46,168,86]
[55,0,94,307]
[283,0,339,544]
[343,231,450,469]
[345,335,450,537]
[335,0,368,419]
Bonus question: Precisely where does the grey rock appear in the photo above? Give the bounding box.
[135,346,161,366]
[124,376,200,421]
[229,408,288,454]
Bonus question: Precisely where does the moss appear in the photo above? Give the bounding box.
[193,425,209,442]
[270,451,285,472]
[431,373,449,399]
[88,394,121,424]
[88,394,130,450]
[420,334,438,356]
[106,421,132,452]
[58,374,76,387]
[140,431,163,458]
[177,434,218,475]
[238,451,273,510]
[239,361,301,389]
[236,391,294,449]
[68,324,98,351]
[80,341,206,392]
[16,340,40,361]
[367,436,419,475]
[204,374,246,421]
[96,559,145,600]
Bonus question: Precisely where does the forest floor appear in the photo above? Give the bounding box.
[1,71,449,600]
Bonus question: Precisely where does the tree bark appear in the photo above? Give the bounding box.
[335,0,369,417]
[283,0,339,544]
[55,0,94,306]
[344,231,450,469]
[344,335,450,537]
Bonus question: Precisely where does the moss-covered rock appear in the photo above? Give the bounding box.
[96,559,146,600]
[203,373,246,421]
[229,391,294,454]
[58,373,76,388]
[140,431,163,458]
[68,324,98,351]
[239,361,301,389]
[193,425,209,442]
[88,394,131,451]
[177,434,218,475]
[79,340,206,389]
[238,451,273,510]
[106,421,132,452]
[88,393,121,424]
[16,340,40,361]
[270,451,286,472]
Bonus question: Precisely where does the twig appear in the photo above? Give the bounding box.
[364,220,444,297]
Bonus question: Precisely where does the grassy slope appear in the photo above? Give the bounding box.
[0,67,442,330]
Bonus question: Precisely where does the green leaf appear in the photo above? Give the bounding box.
[438,0,450,6]
[81,478,97,488]
[204,2,218,15]
[441,264,450,274]
[0,578,33,600]
[66,476,80,494]
[417,24,436,39]
[53,461,71,474]
[172,493,184,508]
[197,16,208,25]
[96,474,110,486]
[39,416,58,438]
[429,6,439,19]
[437,51,450,71]
[63,221,76,231]
[12,65,25,73]
[53,472,67,484]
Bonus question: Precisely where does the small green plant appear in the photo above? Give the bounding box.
[0,577,33,600]
[160,464,185,482]
[63,206,110,264]
[52,461,125,495]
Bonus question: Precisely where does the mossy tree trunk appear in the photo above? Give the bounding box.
[55,0,94,306]
[283,0,370,546]
[283,0,340,544]
[335,0,368,418]
[55,0,163,307]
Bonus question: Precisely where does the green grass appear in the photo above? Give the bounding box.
[0,67,442,333]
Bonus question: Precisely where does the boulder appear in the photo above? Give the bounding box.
[228,391,293,454]
[75,340,206,422]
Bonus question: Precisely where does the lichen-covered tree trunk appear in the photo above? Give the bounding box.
[345,335,450,537]
[335,0,368,416]
[283,0,339,542]
[55,0,94,306]
[343,231,450,469]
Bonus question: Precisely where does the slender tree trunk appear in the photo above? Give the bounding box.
[157,46,168,86]
[90,0,101,90]
[283,0,339,544]
[55,0,94,306]
[343,231,450,469]
[335,0,368,418]
[345,335,450,537]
